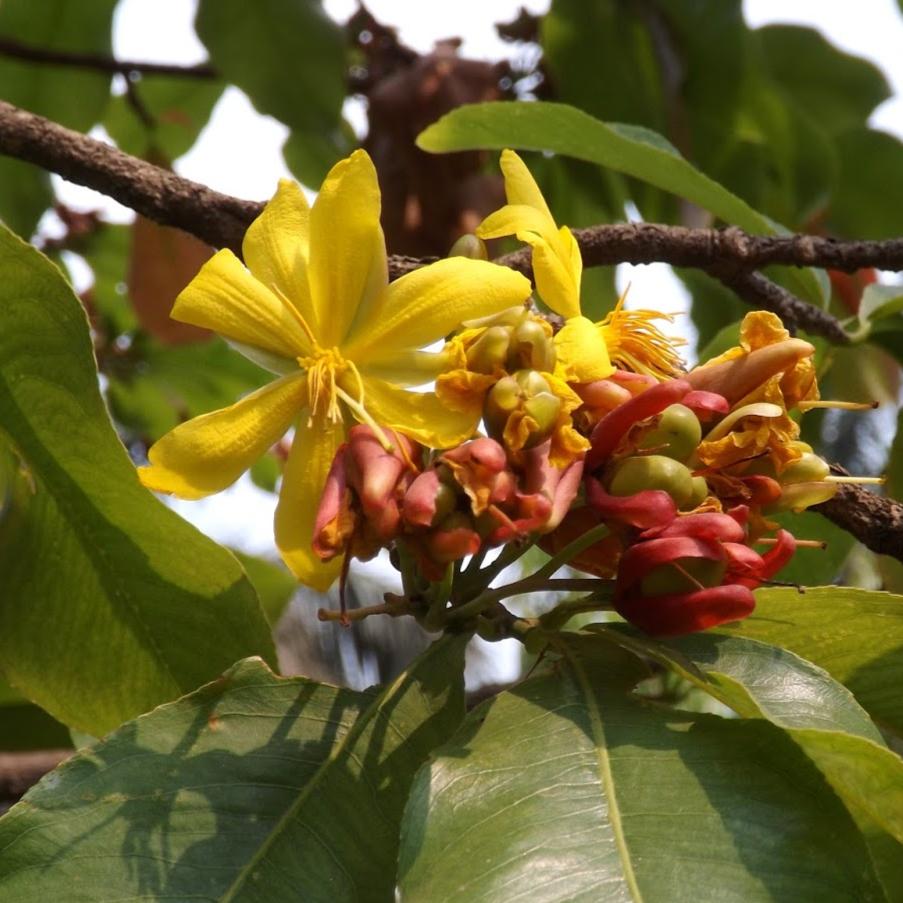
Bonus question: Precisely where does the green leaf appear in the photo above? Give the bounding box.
[106,336,270,441]
[398,636,884,900]
[722,587,903,735]
[768,510,856,585]
[232,551,296,626]
[0,0,115,129]
[828,128,903,239]
[656,632,903,894]
[0,639,467,900]
[542,0,667,133]
[195,0,349,186]
[104,75,225,163]
[0,0,117,234]
[78,222,138,336]
[848,284,903,342]
[0,703,71,752]
[0,224,274,735]
[417,101,824,305]
[758,25,890,135]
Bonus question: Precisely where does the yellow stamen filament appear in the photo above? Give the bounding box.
[597,291,686,380]
[823,475,886,485]
[797,400,879,412]
[334,384,395,452]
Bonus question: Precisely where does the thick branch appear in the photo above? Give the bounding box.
[0,37,217,79]
[0,100,260,254]
[503,223,903,274]
[815,466,903,561]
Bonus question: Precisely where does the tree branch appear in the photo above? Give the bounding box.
[0,100,902,562]
[815,465,903,561]
[0,37,217,79]
[0,100,260,254]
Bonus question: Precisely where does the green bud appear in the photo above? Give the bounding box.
[508,318,557,372]
[779,452,830,485]
[764,480,838,514]
[466,326,511,374]
[484,370,562,449]
[638,403,701,463]
[448,233,488,260]
[608,455,695,508]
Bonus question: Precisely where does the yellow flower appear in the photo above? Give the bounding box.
[476,150,611,384]
[476,149,682,383]
[138,150,531,589]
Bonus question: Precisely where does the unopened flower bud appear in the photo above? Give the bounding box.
[779,452,830,484]
[766,480,838,513]
[484,369,562,450]
[508,317,556,372]
[465,326,512,374]
[637,403,702,463]
[608,454,696,509]
[448,233,488,260]
[426,511,481,563]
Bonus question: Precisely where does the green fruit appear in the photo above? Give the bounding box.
[684,475,709,511]
[638,403,701,462]
[608,455,695,507]
[640,557,727,597]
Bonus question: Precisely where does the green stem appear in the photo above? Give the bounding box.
[532,523,611,581]
[447,577,601,623]
[539,588,615,631]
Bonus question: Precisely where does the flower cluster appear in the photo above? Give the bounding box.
[138,148,873,637]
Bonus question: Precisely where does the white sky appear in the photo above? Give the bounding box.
[50,2,903,562]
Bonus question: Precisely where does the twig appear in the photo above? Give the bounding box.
[0,37,217,79]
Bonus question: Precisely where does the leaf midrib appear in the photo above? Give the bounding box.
[564,649,644,903]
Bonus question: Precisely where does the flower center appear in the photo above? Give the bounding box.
[298,347,396,452]
[299,347,356,424]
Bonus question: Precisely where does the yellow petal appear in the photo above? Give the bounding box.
[362,376,480,448]
[477,205,581,319]
[343,258,531,361]
[477,203,557,246]
[554,316,614,382]
[357,347,452,387]
[139,372,307,499]
[173,249,312,359]
[275,412,345,590]
[308,149,387,347]
[531,236,582,320]
[500,149,554,218]
[243,179,318,332]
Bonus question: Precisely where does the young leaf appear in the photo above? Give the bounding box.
[417,100,825,305]
[0,225,274,736]
[0,637,467,901]
[398,636,884,901]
